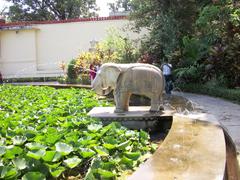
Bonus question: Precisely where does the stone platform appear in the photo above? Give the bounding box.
[88,106,173,130]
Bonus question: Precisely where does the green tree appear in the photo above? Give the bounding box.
[0,7,7,16]
[108,0,132,13]
[129,0,199,60]
[98,28,139,63]
[195,1,240,87]
[6,0,98,22]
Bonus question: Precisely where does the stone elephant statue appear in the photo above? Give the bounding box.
[92,63,164,113]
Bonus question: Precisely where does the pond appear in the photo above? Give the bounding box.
[0,85,162,179]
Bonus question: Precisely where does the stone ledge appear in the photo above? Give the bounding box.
[88,106,174,118]
[129,115,226,180]
[88,106,173,130]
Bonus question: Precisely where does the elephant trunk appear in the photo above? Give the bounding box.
[92,77,112,96]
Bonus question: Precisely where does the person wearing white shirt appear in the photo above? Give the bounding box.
[161,60,173,95]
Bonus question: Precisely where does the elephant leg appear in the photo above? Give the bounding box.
[123,92,131,111]
[150,94,161,112]
[159,94,164,110]
[114,91,131,113]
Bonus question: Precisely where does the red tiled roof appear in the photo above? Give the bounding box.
[0,16,127,27]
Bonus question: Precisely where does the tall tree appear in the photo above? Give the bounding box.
[108,0,132,13]
[6,0,98,22]
[129,0,199,59]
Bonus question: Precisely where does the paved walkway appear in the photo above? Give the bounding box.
[173,91,240,152]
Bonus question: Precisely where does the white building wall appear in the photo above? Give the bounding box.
[0,18,146,79]
[0,30,37,78]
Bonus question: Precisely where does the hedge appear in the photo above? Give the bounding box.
[176,83,240,104]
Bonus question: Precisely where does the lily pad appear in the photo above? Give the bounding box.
[55,142,73,156]
[42,151,62,162]
[12,136,27,145]
[44,162,61,169]
[103,143,116,150]
[0,146,6,156]
[117,140,130,150]
[124,151,141,160]
[0,166,18,179]
[25,142,47,150]
[79,148,95,158]
[49,166,65,178]
[97,168,116,178]
[4,146,23,159]
[0,138,6,145]
[13,157,27,170]
[27,149,46,160]
[94,146,109,156]
[22,172,46,180]
[87,124,102,132]
[63,156,82,168]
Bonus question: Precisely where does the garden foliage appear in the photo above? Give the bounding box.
[63,28,140,84]
[0,85,156,179]
[177,83,240,104]
[6,0,98,22]
[129,0,240,88]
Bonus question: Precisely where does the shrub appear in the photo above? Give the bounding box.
[173,64,204,83]
[181,36,210,67]
[80,74,91,85]
[98,28,140,63]
[67,59,77,79]
[64,28,141,84]
[176,83,240,104]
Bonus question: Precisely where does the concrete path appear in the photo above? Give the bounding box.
[173,91,240,152]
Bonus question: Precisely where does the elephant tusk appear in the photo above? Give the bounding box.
[101,87,109,91]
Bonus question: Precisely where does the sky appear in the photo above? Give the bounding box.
[0,0,117,17]
[96,0,116,16]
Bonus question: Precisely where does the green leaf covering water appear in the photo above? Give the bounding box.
[124,151,141,160]
[63,156,82,168]
[0,166,18,179]
[94,146,109,156]
[27,149,46,160]
[4,146,23,159]
[55,142,73,156]
[0,85,157,179]
[96,168,116,178]
[25,142,47,150]
[42,151,62,162]
[12,136,27,145]
[22,172,46,180]
[79,148,96,158]
[117,140,130,150]
[13,157,27,170]
[103,143,116,150]
[87,123,103,132]
[120,156,134,168]
[0,146,6,156]
[49,166,65,178]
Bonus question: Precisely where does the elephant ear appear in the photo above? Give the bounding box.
[102,65,121,89]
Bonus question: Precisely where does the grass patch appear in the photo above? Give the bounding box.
[176,83,240,104]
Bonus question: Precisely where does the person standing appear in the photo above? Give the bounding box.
[0,72,3,84]
[161,59,173,95]
[89,64,96,84]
